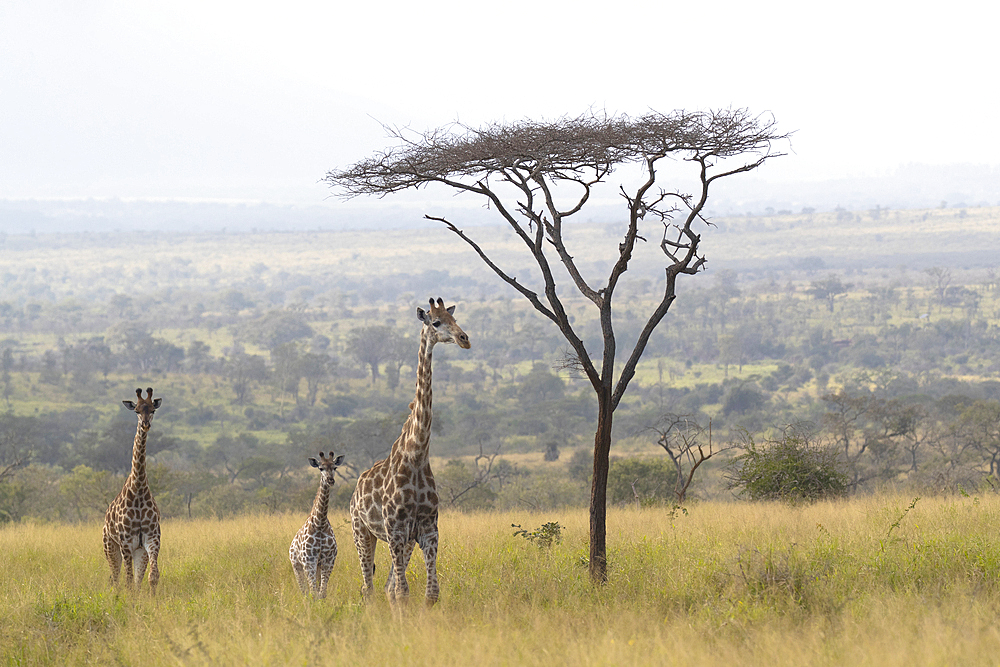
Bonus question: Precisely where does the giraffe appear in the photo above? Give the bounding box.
[103,387,163,594]
[289,450,345,598]
[350,297,470,605]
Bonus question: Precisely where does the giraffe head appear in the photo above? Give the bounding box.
[309,451,345,486]
[122,387,162,432]
[417,297,471,349]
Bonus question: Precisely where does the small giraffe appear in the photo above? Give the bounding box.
[289,451,345,598]
[103,387,163,594]
[350,297,470,605]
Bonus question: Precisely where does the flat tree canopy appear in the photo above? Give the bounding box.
[326,108,788,583]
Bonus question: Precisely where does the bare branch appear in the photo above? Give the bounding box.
[648,416,736,503]
[0,456,28,484]
[533,174,603,306]
[426,214,556,322]
[325,107,790,585]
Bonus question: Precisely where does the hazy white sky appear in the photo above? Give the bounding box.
[2,0,996,205]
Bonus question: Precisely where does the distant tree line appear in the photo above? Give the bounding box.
[2,259,1000,522]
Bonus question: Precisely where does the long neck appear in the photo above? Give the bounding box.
[399,326,435,457]
[130,421,148,482]
[311,477,331,519]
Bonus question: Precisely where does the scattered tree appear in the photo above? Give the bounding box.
[0,412,33,484]
[955,400,1000,483]
[224,347,268,406]
[924,267,952,310]
[726,426,848,502]
[299,353,332,406]
[606,457,677,506]
[327,108,788,582]
[347,325,406,386]
[647,414,733,503]
[806,275,851,313]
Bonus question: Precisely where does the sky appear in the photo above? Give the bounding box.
[2,0,997,207]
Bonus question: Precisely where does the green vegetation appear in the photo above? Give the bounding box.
[2,206,1000,662]
[2,205,1000,523]
[726,428,849,501]
[3,497,1000,665]
[511,520,563,549]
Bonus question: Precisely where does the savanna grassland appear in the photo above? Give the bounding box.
[3,204,1000,664]
[4,205,1000,519]
[4,496,1000,666]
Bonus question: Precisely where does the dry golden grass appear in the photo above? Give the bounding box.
[3,495,1000,665]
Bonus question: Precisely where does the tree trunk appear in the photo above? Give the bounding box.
[589,389,614,583]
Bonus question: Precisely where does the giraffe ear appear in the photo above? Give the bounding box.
[308,458,320,468]
[152,398,162,409]
[417,307,428,323]
[333,454,345,467]
[122,401,137,410]
[446,305,456,315]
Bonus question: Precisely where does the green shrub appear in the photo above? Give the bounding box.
[726,429,847,501]
[607,457,677,506]
[511,521,562,549]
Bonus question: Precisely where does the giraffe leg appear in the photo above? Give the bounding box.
[291,558,309,594]
[352,520,377,600]
[304,556,320,596]
[317,540,337,599]
[417,531,440,606]
[145,532,160,595]
[383,561,394,595]
[317,556,333,600]
[132,546,149,589]
[385,540,416,598]
[103,526,122,588]
[317,573,328,599]
[119,540,136,591]
[387,534,412,604]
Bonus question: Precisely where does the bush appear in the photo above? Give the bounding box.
[722,384,767,416]
[543,441,560,461]
[726,429,847,502]
[511,521,562,549]
[607,457,677,506]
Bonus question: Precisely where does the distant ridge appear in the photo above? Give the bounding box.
[2,164,998,235]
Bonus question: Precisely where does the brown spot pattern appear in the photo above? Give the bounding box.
[103,388,162,594]
[349,298,469,605]
[289,451,344,598]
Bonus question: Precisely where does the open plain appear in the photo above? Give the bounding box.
[4,496,1000,666]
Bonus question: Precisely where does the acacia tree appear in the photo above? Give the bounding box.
[326,109,787,583]
[347,325,405,385]
[647,414,733,503]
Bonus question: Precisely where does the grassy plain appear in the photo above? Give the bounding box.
[4,495,1000,666]
[4,206,999,300]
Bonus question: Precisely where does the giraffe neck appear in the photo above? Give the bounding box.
[129,422,149,484]
[399,325,435,459]
[311,477,332,520]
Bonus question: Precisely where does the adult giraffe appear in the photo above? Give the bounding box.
[350,298,470,605]
[103,387,162,594]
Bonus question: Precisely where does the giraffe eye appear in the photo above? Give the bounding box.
[432,320,441,327]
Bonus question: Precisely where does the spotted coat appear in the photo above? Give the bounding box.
[103,387,162,594]
[350,298,470,605]
[289,451,345,598]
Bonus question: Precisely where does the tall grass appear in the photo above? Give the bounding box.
[3,495,1000,665]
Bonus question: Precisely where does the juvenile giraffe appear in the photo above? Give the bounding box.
[289,451,345,598]
[350,297,470,605]
[103,387,163,594]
